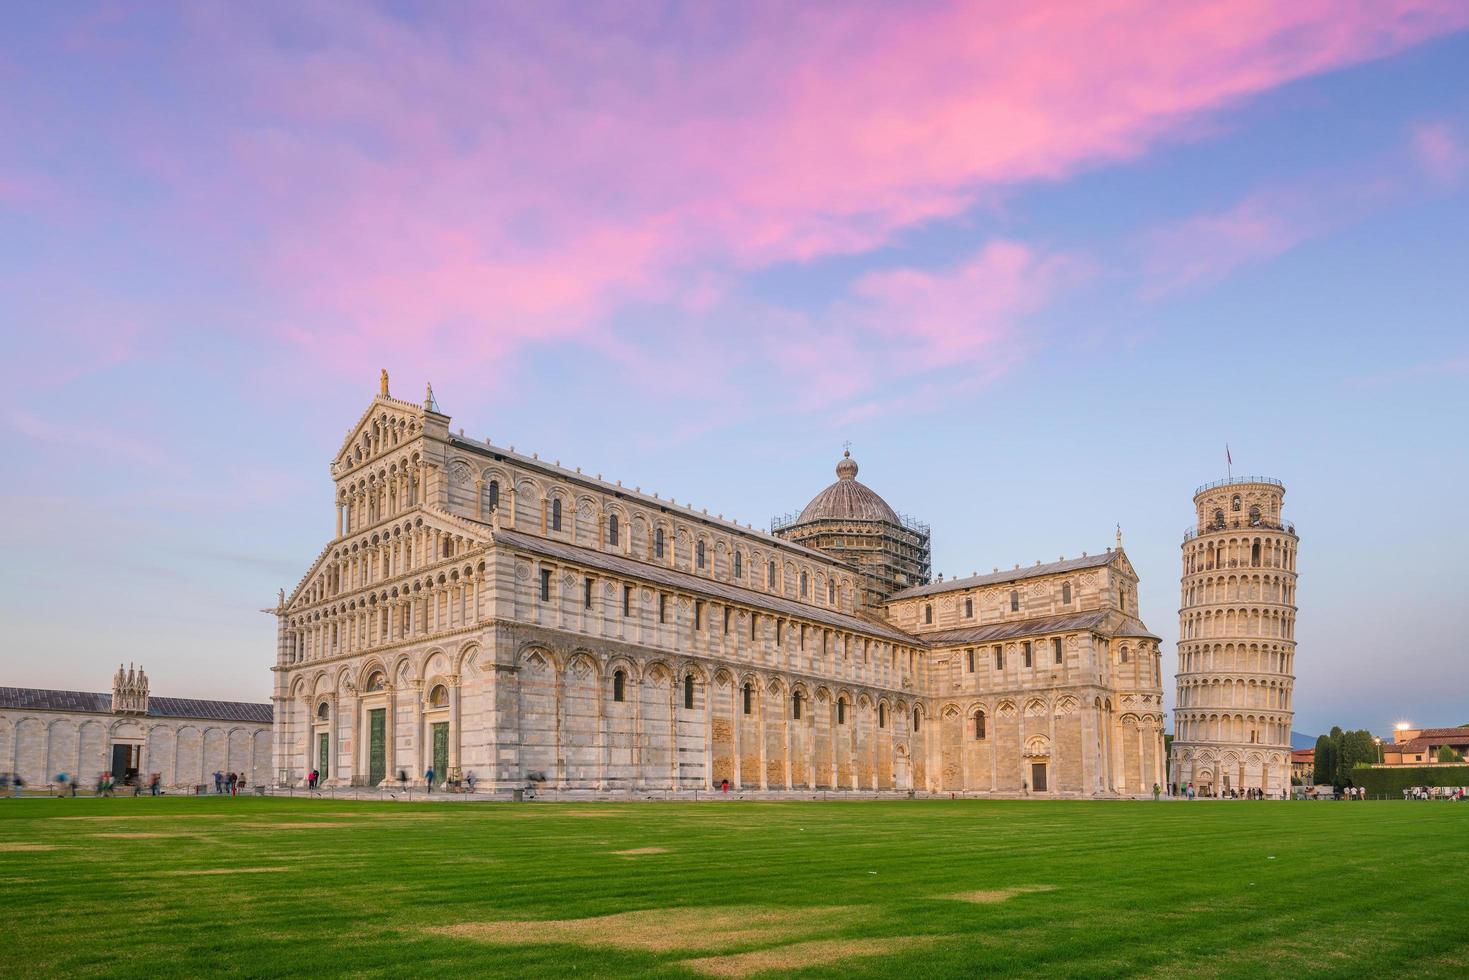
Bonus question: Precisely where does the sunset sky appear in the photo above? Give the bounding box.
[2,2,1467,736]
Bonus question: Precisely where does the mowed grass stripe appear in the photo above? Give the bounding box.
[1,797,1466,977]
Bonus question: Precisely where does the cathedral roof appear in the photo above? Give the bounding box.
[888,552,1118,600]
[0,688,272,724]
[488,527,919,645]
[918,610,1110,646]
[794,451,902,525]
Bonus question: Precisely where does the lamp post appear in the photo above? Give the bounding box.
[1374,736,1382,764]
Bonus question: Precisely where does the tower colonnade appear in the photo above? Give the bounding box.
[1169,477,1297,797]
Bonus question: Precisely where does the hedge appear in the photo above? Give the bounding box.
[1351,764,1469,797]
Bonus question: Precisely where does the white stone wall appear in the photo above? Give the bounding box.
[0,710,271,790]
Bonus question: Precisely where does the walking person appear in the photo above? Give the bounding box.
[11,774,22,798]
[465,770,476,794]
[425,767,435,793]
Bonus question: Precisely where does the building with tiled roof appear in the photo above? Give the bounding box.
[1,665,272,789]
[1382,726,1469,765]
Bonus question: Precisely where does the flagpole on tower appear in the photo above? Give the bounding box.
[1226,443,1233,480]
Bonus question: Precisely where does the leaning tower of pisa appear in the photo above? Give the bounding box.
[1170,477,1298,797]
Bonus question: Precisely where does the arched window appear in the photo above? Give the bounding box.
[975,711,986,740]
[551,498,562,531]
[365,671,385,692]
[828,580,835,603]
[733,551,743,579]
[912,708,921,732]
[1010,590,1019,612]
[487,479,499,511]
[1213,508,1224,526]
[428,684,448,708]
[1052,637,1063,664]
[655,529,665,559]
[608,514,619,546]
[792,691,803,720]
[1249,505,1261,526]
[924,603,933,624]
[800,571,808,597]
[1062,582,1072,604]
[442,538,452,558]
[316,701,330,720]
[768,561,777,587]
[696,540,706,569]
[994,645,1004,670]
[964,598,973,617]
[683,673,694,710]
[1251,541,1261,566]
[1023,641,1032,668]
[742,682,752,715]
[837,698,847,725]
[879,703,887,728]
[1231,494,1241,512]
[613,669,626,703]
[1120,647,1129,664]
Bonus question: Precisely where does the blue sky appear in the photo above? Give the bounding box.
[1,3,1466,736]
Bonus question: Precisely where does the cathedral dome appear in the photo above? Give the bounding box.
[796,451,901,524]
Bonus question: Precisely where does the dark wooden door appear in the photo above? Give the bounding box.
[368,709,386,786]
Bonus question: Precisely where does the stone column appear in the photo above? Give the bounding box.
[448,675,461,776]
[385,685,398,782]
[347,694,362,787]
[757,687,768,791]
[728,687,740,793]
[300,697,312,785]
[410,681,425,784]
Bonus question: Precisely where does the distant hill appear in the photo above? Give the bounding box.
[1291,731,1317,749]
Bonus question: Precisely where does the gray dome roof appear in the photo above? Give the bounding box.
[796,451,900,524]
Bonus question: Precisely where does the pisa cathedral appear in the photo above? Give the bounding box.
[271,375,1167,796]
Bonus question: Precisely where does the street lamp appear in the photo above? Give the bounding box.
[1374,736,1382,764]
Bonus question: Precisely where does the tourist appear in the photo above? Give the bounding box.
[425,766,435,793]
[56,772,68,798]
[149,773,160,796]
[721,778,730,794]
[465,770,477,794]
[213,770,223,794]
[11,774,22,798]
[228,772,238,796]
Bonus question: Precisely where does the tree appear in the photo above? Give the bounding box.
[1438,745,1463,763]
[1313,734,1335,785]
[1336,730,1377,786]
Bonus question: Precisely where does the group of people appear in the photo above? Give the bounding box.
[1169,782,1284,800]
[1404,785,1467,800]
[211,770,246,796]
[2,771,167,797]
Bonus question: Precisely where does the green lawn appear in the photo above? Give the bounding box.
[1,795,1465,978]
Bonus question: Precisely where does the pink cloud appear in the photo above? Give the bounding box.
[1139,120,1466,296]
[130,0,1463,379]
[11,1,1469,416]
[1413,122,1467,183]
